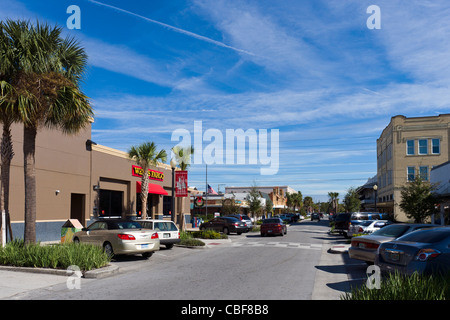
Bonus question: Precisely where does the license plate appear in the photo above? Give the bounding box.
[140,244,149,249]
[359,243,366,249]
[268,230,272,233]
[389,252,399,261]
[164,233,170,238]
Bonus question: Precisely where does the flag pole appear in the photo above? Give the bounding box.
[205,164,208,219]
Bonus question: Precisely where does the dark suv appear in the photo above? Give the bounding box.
[199,216,247,235]
[333,213,351,237]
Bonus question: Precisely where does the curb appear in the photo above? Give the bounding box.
[0,264,119,279]
[328,244,350,254]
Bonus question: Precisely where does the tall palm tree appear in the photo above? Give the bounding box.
[2,20,93,244]
[128,142,167,220]
[171,145,194,171]
[0,22,17,242]
[328,192,339,214]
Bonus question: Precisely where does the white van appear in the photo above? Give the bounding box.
[138,219,180,249]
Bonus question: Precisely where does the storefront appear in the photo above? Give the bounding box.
[5,122,190,242]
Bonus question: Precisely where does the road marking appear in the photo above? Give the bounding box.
[231,241,322,250]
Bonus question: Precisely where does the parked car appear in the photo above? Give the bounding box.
[278,214,292,224]
[228,214,253,232]
[376,227,450,276]
[348,220,392,237]
[139,219,180,249]
[200,216,247,235]
[349,223,439,265]
[333,213,352,237]
[311,212,320,221]
[72,219,160,258]
[260,218,287,237]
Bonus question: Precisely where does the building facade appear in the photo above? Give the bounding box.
[376,114,450,221]
[4,122,189,242]
[225,186,296,215]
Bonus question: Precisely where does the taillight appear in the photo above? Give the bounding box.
[358,227,363,232]
[178,232,180,239]
[151,232,159,239]
[416,249,441,261]
[234,222,239,226]
[118,234,135,240]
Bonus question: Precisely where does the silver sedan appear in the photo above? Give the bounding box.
[73,219,160,258]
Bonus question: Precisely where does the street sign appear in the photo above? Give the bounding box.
[175,170,188,197]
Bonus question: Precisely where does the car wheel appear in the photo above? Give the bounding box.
[103,242,114,257]
[73,237,80,244]
[165,244,174,249]
[142,252,153,259]
[223,227,229,235]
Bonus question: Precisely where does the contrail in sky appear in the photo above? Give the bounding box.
[87,0,255,56]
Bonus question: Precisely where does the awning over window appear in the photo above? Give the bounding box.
[136,181,168,195]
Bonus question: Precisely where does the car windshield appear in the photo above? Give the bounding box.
[371,224,410,237]
[111,221,142,230]
[154,222,178,231]
[397,228,450,243]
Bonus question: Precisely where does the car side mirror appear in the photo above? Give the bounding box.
[82,228,88,231]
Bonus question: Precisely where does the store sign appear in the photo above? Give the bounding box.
[131,165,164,181]
[175,170,188,197]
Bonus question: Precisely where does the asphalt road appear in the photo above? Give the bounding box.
[9,218,368,300]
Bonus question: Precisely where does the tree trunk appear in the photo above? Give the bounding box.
[1,122,14,242]
[23,125,37,245]
[140,171,149,220]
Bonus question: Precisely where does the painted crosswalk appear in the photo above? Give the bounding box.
[231,241,322,250]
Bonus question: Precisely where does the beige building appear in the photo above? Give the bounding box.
[4,122,189,242]
[376,114,450,221]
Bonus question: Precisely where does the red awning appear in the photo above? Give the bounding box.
[136,181,168,195]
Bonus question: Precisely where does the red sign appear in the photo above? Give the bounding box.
[175,171,188,197]
[132,165,164,181]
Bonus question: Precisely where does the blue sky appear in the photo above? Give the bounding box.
[3,0,450,201]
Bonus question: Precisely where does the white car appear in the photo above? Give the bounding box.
[348,220,391,238]
[138,219,180,249]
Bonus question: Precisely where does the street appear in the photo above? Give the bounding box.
[5,218,369,300]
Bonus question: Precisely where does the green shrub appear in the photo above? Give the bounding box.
[192,229,228,239]
[179,238,205,247]
[0,239,110,271]
[341,271,450,300]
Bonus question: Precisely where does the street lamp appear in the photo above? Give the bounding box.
[373,184,378,212]
[170,159,177,223]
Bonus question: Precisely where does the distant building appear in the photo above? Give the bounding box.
[430,161,450,225]
[225,186,296,215]
[356,176,378,211]
[376,114,450,221]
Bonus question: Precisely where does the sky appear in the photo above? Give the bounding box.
[2,0,450,202]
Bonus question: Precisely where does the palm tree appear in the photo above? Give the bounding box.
[0,23,17,242]
[128,142,167,220]
[171,145,194,170]
[328,192,339,214]
[2,20,93,244]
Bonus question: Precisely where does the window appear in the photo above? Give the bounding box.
[419,166,428,181]
[407,166,415,182]
[418,139,428,155]
[407,140,415,155]
[432,139,440,154]
[99,189,123,217]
